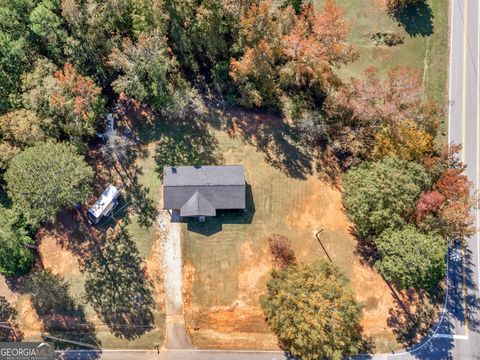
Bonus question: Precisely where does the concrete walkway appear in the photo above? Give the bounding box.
[156,211,193,349]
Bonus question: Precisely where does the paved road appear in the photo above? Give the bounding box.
[57,1,480,359]
[447,0,480,358]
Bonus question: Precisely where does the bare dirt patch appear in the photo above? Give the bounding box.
[38,233,82,278]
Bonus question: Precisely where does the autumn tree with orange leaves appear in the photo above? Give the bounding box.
[230,0,357,113]
[50,63,106,138]
[20,60,105,140]
[414,145,477,240]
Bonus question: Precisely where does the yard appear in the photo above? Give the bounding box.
[0,0,449,353]
[0,142,166,350]
[182,114,403,352]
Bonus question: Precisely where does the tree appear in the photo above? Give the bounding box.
[0,206,34,276]
[29,0,67,62]
[330,67,425,125]
[375,226,447,291]
[162,0,239,74]
[343,158,431,239]
[281,0,304,14]
[108,30,179,109]
[230,0,356,110]
[49,63,105,138]
[372,119,434,161]
[415,191,445,220]
[0,0,37,113]
[5,142,93,227]
[434,169,475,239]
[100,130,134,167]
[261,261,364,360]
[0,109,46,169]
[21,61,105,139]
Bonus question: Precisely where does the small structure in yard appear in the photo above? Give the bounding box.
[87,184,121,224]
[163,165,246,221]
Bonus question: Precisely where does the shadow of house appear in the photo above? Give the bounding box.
[186,183,255,236]
[393,2,434,37]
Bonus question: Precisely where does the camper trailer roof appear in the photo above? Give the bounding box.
[88,185,120,219]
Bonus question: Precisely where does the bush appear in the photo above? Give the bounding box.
[387,0,424,13]
[375,226,447,291]
[268,234,296,269]
[370,32,405,46]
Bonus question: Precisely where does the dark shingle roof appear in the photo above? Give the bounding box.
[163,165,245,186]
[180,191,216,217]
[163,165,246,216]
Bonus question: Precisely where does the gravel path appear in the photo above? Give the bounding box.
[156,211,192,349]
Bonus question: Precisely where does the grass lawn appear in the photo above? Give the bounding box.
[0,142,166,350]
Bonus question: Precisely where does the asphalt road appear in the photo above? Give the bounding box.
[56,1,480,359]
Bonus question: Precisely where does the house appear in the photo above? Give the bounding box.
[163,165,246,220]
[87,184,121,224]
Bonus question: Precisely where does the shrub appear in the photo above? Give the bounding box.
[268,234,296,269]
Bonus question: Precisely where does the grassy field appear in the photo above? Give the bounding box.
[0,142,166,350]
[311,0,449,102]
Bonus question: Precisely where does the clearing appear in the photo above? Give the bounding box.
[182,106,399,352]
[182,0,449,352]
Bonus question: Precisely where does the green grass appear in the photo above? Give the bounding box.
[310,0,449,103]
[126,145,162,258]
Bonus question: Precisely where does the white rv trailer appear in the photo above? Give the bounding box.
[87,185,120,224]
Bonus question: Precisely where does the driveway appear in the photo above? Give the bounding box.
[157,211,192,349]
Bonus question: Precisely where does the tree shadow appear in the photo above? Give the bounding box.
[351,227,380,268]
[458,242,480,332]
[185,183,255,236]
[37,209,102,263]
[154,119,224,177]
[387,289,439,346]
[82,225,155,340]
[206,100,313,180]
[13,270,101,354]
[392,2,434,38]
[0,296,23,341]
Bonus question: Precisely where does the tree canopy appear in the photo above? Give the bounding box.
[230,0,357,112]
[343,157,431,239]
[375,226,447,291]
[0,206,34,276]
[5,141,93,227]
[261,261,364,360]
